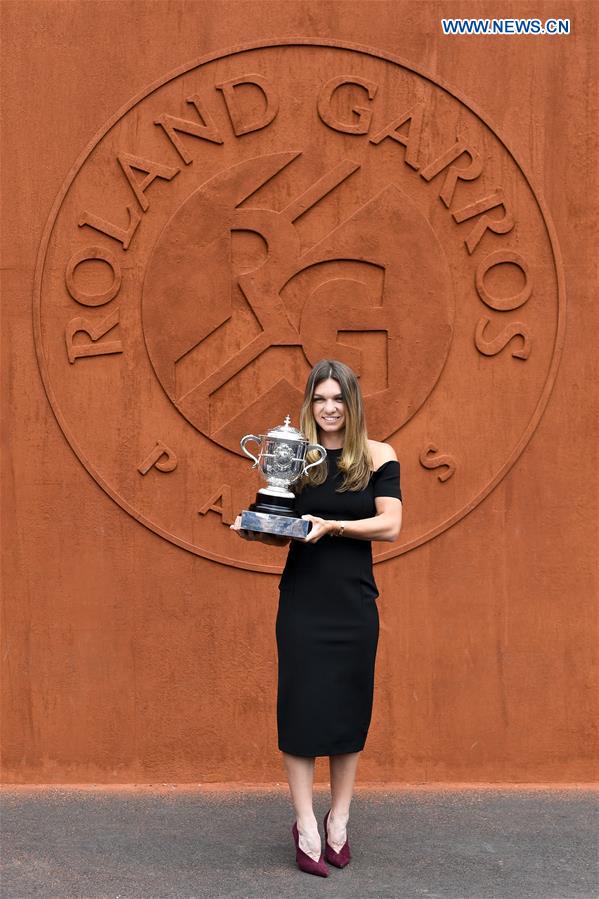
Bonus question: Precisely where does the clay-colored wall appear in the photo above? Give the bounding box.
[1,1,597,783]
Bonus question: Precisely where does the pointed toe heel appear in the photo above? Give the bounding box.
[292,821,329,877]
[324,808,351,868]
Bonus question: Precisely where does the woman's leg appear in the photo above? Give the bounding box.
[282,751,321,861]
[327,751,360,851]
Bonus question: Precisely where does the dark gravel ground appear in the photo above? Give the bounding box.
[1,785,598,898]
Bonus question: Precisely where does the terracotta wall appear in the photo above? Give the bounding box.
[2,1,597,783]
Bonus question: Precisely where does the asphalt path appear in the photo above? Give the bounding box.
[1,785,598,898]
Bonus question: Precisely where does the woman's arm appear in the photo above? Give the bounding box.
[303,441,402,543]
[302,495,402,544]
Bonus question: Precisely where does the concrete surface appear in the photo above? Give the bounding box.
[1,786,598,898]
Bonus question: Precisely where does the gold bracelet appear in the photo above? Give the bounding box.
[336,521,345,537]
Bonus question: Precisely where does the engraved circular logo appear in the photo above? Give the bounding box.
[34,40,565,572]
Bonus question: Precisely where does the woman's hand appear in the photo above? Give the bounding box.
[229,516,291,546]
[301,514,338,543]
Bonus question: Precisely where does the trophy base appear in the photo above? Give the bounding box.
[253,491,297,516]
[240,509,312,539]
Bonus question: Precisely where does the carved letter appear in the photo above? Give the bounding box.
[65,307,122,363]
[118,153,179,212]
[79,205,141,250]
[452,190,514,254]
[137,441,178,474]
[317,75,378,134]
[419,140,483,207]
[476,250,532,311]
[369,103,425,169]
[198,484,234,525]
[419,444,456,482]
[216,74,278,136]
[155,94,224,164]
[475,317,531,359]
[65,246,121,306]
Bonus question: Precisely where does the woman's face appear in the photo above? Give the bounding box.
[312,378,346,437]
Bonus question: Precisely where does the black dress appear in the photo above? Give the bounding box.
[276,448,402,757]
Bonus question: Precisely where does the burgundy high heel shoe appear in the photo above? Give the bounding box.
[291,821,329,877]
[324,808,351,867]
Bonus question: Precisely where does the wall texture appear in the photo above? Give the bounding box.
[2,0,597,783]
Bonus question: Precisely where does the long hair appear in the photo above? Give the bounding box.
[297,359,373,492]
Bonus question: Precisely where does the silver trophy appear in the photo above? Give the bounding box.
[239,415,327,539]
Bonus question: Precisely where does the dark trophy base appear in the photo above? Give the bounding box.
[239,493,312,540]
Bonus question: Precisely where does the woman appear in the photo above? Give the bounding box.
[232,359,402,877]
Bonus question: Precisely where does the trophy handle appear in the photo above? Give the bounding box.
[303,442,327,474]
[240,434,262,467]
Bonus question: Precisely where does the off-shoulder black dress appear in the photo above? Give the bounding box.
[276,448,402,757]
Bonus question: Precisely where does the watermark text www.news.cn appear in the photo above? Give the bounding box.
[441,18,570,35]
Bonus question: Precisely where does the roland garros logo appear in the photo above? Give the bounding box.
[34,40,565,573]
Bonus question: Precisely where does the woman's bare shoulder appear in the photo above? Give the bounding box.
[367,439,398,469]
